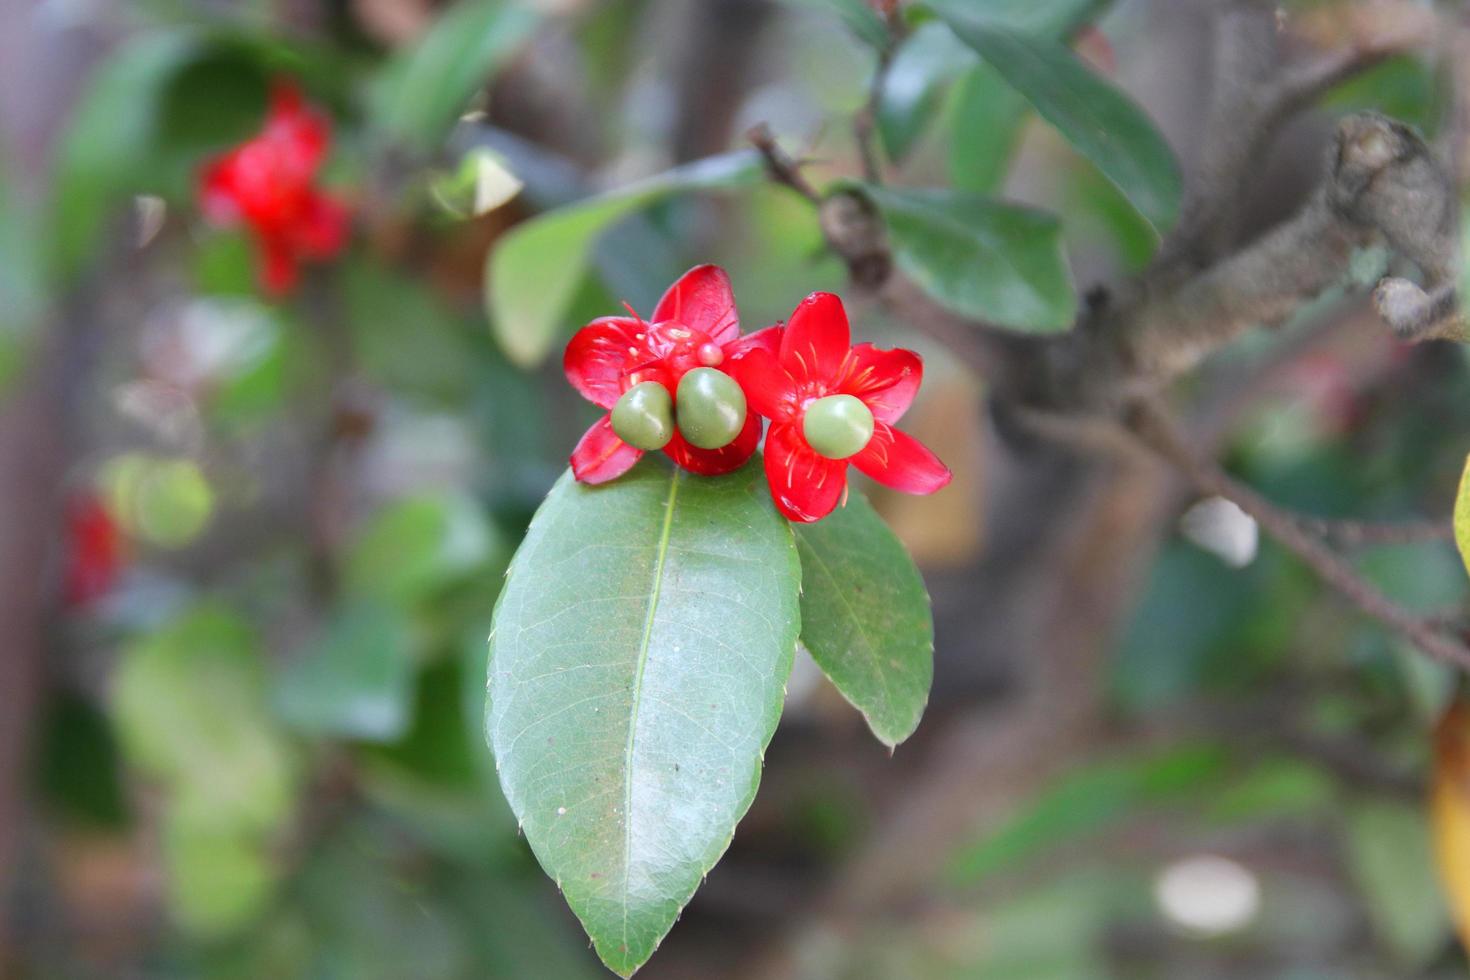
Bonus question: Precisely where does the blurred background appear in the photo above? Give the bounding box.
[4,0,1470,977]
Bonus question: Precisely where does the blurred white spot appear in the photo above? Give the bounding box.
[140,298,279,390]
[1154,855,1260,937]
[472,151,523,215]
[112,380,202,449]
[430,149,523,219]
[134,195,167,248]
[1180,496,1258,568]
[361,409,477,497]
[783,646,824,711]
[556,806,567,816]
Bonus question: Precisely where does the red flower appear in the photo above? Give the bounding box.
[199,81,349,296]
[564,265,779,483]
[731,292,950,522]
[62,495,126,608]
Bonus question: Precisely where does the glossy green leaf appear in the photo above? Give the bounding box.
[486,151,762,367]
[372,0,540,150]
[275,604,415,741]
[793,490,932,746]
[949,62,1029,193]
[923,0,1111,38]
[487,458,800,976]
[1456,454,1470,581]
[1345,800,1451,968]
[937,16,1182,232]
[877,22,975,162]
[852,182,1076,332]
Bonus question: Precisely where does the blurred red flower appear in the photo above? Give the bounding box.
[62,495,126,608]
[199,81,349,295]
[731,291,950,522]
[564,265,779,483]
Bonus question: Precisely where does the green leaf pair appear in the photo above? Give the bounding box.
[486,457,932,975]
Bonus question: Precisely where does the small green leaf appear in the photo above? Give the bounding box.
[112,605,296,834]
[486,151,762,367]
[876,22,975,162]
[487,458,800,976]
[937,16,1182,232]
[1456,454,1470,580]
[162,809,276,938]
[1345,800,1451,968]
[923,0,1110,38]
[371,0,540,150]
[276,604,415,741]
[947,742,1226,884]
[345,492,499,607]
[948,62,1029,194]
[851,182,1076,332]
[794,490,932,746]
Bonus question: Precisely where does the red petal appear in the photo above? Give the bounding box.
[836,344,922,424]
[266,81,329,173]
[663,410,760,476]
[727,347,798,423]
[570,415,643,484]
[780,292,850,385]
[652,265,740,344]
[258,234,299,295]
[293,191,350,257]
[851,423,951,495]
[763,421,848,523]
[725,324,782,358]
[199,158,242,225]
[563,317,646,409]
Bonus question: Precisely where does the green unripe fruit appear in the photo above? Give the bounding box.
[676,367,747,450]
[803,394,874,459]
[610,381,675,450]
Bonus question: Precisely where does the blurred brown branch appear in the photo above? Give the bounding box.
[1124,397,1470,672]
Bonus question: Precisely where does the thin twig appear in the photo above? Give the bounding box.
[747,123,821,203]
[1126,398,1470,672]
[852,7,905,184]
[1298,515,1456,547]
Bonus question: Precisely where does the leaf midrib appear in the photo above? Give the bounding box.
[621,466,681,957]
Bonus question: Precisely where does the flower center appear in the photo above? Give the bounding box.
[802,394,874,460]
